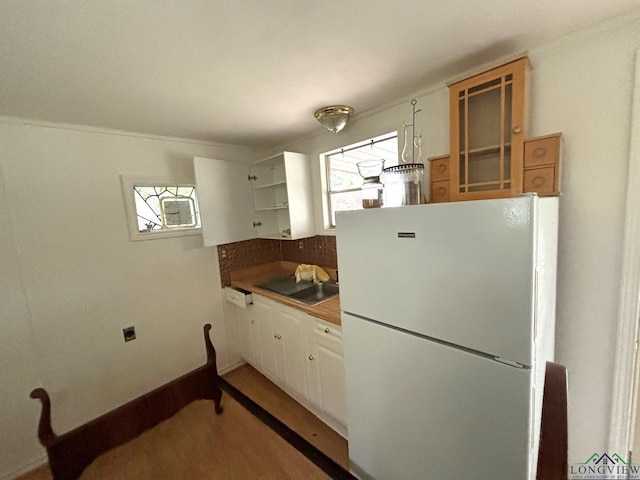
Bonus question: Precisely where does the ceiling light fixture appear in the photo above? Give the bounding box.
[314,105,354,134]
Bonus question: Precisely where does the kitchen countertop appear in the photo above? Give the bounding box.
[230,261,341,326]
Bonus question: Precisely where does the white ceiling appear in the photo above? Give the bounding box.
[1,1,639,149]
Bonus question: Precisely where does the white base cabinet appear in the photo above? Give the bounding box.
[280,304,313,403]
[244,294,348,438]
[307,318,348,434]
[236,302,261,371]
[224,287,261,371]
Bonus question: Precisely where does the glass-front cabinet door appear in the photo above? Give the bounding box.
[449,57,528,201]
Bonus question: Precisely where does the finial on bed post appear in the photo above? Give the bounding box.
[203,323,217,367]
[30,387,58,447]
[203,323,223,414]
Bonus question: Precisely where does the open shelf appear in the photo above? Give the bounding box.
[255,206,288,212]
[253,180,287,190]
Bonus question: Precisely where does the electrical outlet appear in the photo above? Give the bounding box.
[123,326,136,342]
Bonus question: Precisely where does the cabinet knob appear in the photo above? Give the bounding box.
[533,176,546,187]
[308,355,314,361]
[274,333,278,339]
[250,319,254,324]
[512,126,522,134]
[533,147,547,158]
[324,327,330,334]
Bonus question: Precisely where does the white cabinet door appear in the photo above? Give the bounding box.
[308,318,348,432]
[194,157,254,246]
[279,305,310,402]
[282,152,314,239]
[251,296,347,437]
[194,152,314,245]
[237,304,261,369]
[254,295,283,383]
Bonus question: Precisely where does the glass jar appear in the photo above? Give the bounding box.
[357,159,385,209]
[383,163,426,207]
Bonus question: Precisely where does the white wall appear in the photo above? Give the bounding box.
[0,119,267,479]
[283,13,640,465]
[529,17,640,462]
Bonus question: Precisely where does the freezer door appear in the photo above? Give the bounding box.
[342,313,535,480]
[336,195,555,366]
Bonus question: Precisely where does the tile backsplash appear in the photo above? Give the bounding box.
[217,235,337,287]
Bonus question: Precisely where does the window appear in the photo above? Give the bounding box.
[323,132,398,227]
[121,175,202,241]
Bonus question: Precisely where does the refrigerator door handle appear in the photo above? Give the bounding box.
[495,357,528,369]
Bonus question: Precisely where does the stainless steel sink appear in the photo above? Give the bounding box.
[287,282,339,305]
[256,276,339,305]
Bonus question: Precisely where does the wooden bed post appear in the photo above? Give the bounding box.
[203,323,223,414]
[537,361,569,479]
[29,387,57,447]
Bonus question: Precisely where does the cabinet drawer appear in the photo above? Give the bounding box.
[430,180,450,203]
[312,318,343,354]
[224,286,252,308]
[429,155,450,182]
[524,134,561,168]
[313,319,342,340]
[523,166,557,195]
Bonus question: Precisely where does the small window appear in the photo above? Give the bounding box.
[323,133,398,227]
[121,175,202,241]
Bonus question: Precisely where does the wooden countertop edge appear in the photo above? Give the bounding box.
[229,261,341,325]
[231,279,341,326]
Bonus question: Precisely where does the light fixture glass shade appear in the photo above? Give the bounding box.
[314,105,354,134]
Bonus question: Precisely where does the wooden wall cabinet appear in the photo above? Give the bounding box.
[523,133,562,195]
[429,154,450,203]
[429,133,562,202]
[449,56,529,201]
[429,56,562,203]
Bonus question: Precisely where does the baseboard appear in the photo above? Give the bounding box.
[218,360,246,376]
[2,456,48,480]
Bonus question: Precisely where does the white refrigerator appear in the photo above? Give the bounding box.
[335,194,558,480]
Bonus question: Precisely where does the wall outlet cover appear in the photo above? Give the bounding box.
[123,326,136,342]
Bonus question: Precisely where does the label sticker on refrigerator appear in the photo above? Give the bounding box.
[397,232,416,238]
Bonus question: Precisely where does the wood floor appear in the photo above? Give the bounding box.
[16,363,348,480]
[222,364,349,470]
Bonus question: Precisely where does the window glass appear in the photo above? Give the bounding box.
[121,175,202,241]
[324,133,398,226]
[133,185,200,232]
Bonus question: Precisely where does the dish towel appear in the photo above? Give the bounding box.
[294,264,330,284]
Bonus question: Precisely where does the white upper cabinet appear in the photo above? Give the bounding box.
[194,152,315,246]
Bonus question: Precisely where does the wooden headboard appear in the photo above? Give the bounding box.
[31,324,223,480]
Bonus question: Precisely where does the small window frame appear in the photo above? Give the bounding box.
[120,175,202,241]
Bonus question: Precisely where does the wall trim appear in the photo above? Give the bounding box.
[609,47,640,458]
[0,114,268,153]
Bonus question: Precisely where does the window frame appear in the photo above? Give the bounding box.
[322,132,398,228]
[120,175,202,241]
